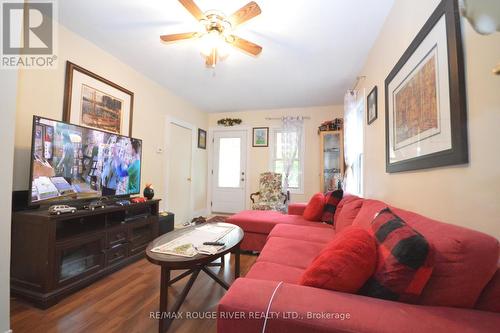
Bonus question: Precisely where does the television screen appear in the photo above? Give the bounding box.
[29,116,142,204]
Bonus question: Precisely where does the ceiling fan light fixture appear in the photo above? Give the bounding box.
[161,0,263,68]
[199,30,229,58]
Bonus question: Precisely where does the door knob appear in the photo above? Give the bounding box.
[241,178,245,181]
[187,178,192,182]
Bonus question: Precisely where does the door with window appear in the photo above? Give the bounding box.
[212,131,247,213]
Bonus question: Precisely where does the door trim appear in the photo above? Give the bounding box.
[164,116,196,221]
[207,126,251,214]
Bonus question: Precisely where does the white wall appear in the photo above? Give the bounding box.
[14,23,209,213]
[358,0,500,237]
[208,105,343,207]
[0,69,17,332]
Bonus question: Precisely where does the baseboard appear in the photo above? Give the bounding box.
[192,208,209,217]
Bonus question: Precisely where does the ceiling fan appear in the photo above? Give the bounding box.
[160,0,263,68]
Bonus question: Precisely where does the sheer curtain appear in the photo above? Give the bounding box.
[344,91,364,195]
[281,116,303,196]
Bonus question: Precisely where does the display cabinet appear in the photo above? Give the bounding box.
[319,130,344,192]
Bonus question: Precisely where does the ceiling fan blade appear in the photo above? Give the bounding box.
[229,36,262,56]
[160,32,198,43]
[228,1,261,27]
[205,49,217,68]
[178,0,206,21]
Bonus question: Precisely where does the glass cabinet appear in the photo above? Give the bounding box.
[55,233,105,286]
[320,130,344,192]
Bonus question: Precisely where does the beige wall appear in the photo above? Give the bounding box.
[14,23,209,213]
[208,105,343,206]
[358,0,500,237]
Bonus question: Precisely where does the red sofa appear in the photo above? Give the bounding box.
[226,203,330,251]
[219,195,500,333]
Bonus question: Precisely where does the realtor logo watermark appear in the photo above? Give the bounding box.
[1,0,57,69]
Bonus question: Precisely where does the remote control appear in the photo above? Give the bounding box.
[203,242,225,246]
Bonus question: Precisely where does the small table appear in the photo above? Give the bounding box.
[146,222,244,333]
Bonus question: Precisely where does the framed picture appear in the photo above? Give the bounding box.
[198,128,207,149]
[252,127,269,147]
[367,86,378,125]
[63,61,134,136]
[385,0,467,173]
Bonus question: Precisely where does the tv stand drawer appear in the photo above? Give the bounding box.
[106,244,129,266]
[107,227,128,248]
[129,221,155,255]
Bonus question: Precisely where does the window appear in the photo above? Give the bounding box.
[344,93,364,196]
[270,128,304,193]
[218,137,241,188]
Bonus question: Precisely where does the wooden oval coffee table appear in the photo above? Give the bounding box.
[146,222,244,333]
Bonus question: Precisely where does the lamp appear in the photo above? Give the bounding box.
[196,10,234,67]
[459,0,500,75]
[199,30,230,59]
[460,0,500,35]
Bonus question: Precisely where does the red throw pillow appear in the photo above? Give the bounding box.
[359,208,434,303]
[300,226,377,293]
[303,193,325,221]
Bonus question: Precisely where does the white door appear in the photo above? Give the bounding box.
[212,130,247,213]
[168,123,192,225]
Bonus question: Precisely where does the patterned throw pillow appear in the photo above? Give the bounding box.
[359,207,434,303]
[321,190,343,225]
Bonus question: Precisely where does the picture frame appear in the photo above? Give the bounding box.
[252,127,269,147]
[63,61,134,136]
[198,128,207,149]
[385,0,467,173]
[367,86,378,125]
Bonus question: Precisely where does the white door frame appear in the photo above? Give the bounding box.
[207,126,252,214]
[164,116,196,219]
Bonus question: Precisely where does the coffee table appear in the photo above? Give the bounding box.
[146,222,244,333]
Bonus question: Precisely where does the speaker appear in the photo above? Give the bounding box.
[159,212,174,235]
[12,190,35,212]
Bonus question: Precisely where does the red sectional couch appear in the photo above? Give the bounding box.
[219,195,500,333]
[226,203,329,251]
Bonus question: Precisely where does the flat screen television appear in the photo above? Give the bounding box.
[29,116,142,205]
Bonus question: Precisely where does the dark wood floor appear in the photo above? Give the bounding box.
[11,254,257,333]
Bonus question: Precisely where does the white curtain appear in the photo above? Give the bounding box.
[344,91,364,195]
[281,116,303,195]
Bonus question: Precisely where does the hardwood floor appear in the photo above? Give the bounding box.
[11,254,257,333]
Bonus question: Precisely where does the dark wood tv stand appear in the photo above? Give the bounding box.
[11,199,160,309]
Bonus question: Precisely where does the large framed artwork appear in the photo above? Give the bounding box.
[385,0,467,173]
[63,62,134,136]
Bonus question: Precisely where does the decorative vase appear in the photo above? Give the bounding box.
[143,184,154,200]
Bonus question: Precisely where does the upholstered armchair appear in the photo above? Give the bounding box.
[250,172,288,212]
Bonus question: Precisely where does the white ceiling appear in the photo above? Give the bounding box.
[59,0,394,112]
